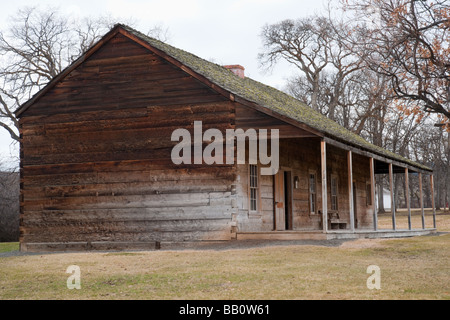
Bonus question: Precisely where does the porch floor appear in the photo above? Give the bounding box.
[236,228,437,241]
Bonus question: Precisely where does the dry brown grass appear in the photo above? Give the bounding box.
[377,209,450,231]
[0,212,449,300]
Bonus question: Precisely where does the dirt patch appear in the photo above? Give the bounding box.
[159,239,349,251]
[338,238,392,249]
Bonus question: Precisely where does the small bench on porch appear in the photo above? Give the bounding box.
[328,212,347,229]
[319,211,348,230]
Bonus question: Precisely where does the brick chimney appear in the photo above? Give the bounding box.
[223,65,245,79]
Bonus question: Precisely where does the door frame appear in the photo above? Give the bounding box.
[274,168,293,231]
[353,180,358,229]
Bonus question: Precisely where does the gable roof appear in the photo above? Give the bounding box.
[15,24,431,172]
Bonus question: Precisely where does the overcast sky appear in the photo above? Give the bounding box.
[0,0,332,169]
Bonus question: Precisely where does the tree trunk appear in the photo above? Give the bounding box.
[310,79,320,112]
[436,178,441,210]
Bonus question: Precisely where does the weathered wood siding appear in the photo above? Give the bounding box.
[351,153,374,229]
[19,33,236,251]
[235,134,374,231]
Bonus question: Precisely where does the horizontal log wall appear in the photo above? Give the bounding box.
[235,164,274,232]
[19,33,236,251]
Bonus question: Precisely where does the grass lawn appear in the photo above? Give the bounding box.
[0,242,19,253]
[0,211,449,300]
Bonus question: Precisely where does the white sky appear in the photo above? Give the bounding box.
[0,0,331,170]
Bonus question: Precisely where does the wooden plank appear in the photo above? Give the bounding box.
[23,166,235,187]
[389,163,396,230]
[22,229,232,243]
[274,170,285,231]
[348,151,355,231]
[22,241,160,252]
[83,53,159,67]
[41,77,210,100]
[23,179,232,200]
[21,102,234,136]
[22,192,212,211]
[23,206,234,224]
[26,88,226,116]
[19,107,149,125]
[23,114,233,148]
[430,174,436,228]
[22,147,173,165]
[23,135,237,165]
[405,168,411,230]
[321,140,328,233]
[22,160,235,177]
[23,122,235,158]
[21,218,232,234]
[370,158,378,231]
[419,173,425,229]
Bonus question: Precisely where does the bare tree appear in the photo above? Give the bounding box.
[412,124,449,210]
[146,23,172,43]
[259,17,333,113]
[0,7,113,142]
[0,6,167,143]
[259,15,376,129]
[342,0,450,127]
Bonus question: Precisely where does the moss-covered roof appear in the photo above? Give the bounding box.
[120,25,430,172]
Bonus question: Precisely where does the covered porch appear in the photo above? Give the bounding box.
[236,136,437,240]
[237,228,435,240]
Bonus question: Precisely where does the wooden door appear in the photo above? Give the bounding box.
[274,171,285,231]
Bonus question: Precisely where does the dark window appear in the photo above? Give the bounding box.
[249,164,258,211]
[331,176,338,211]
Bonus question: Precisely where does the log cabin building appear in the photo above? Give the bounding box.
[15,25,436,252]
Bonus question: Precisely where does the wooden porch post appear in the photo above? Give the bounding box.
[389,163,396,230]
[405,168,411,230]
[321,140,328,233]
[419,173,425,229]
[370,158,378,231]
[348,151,355,231]
[430,174,436,229]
